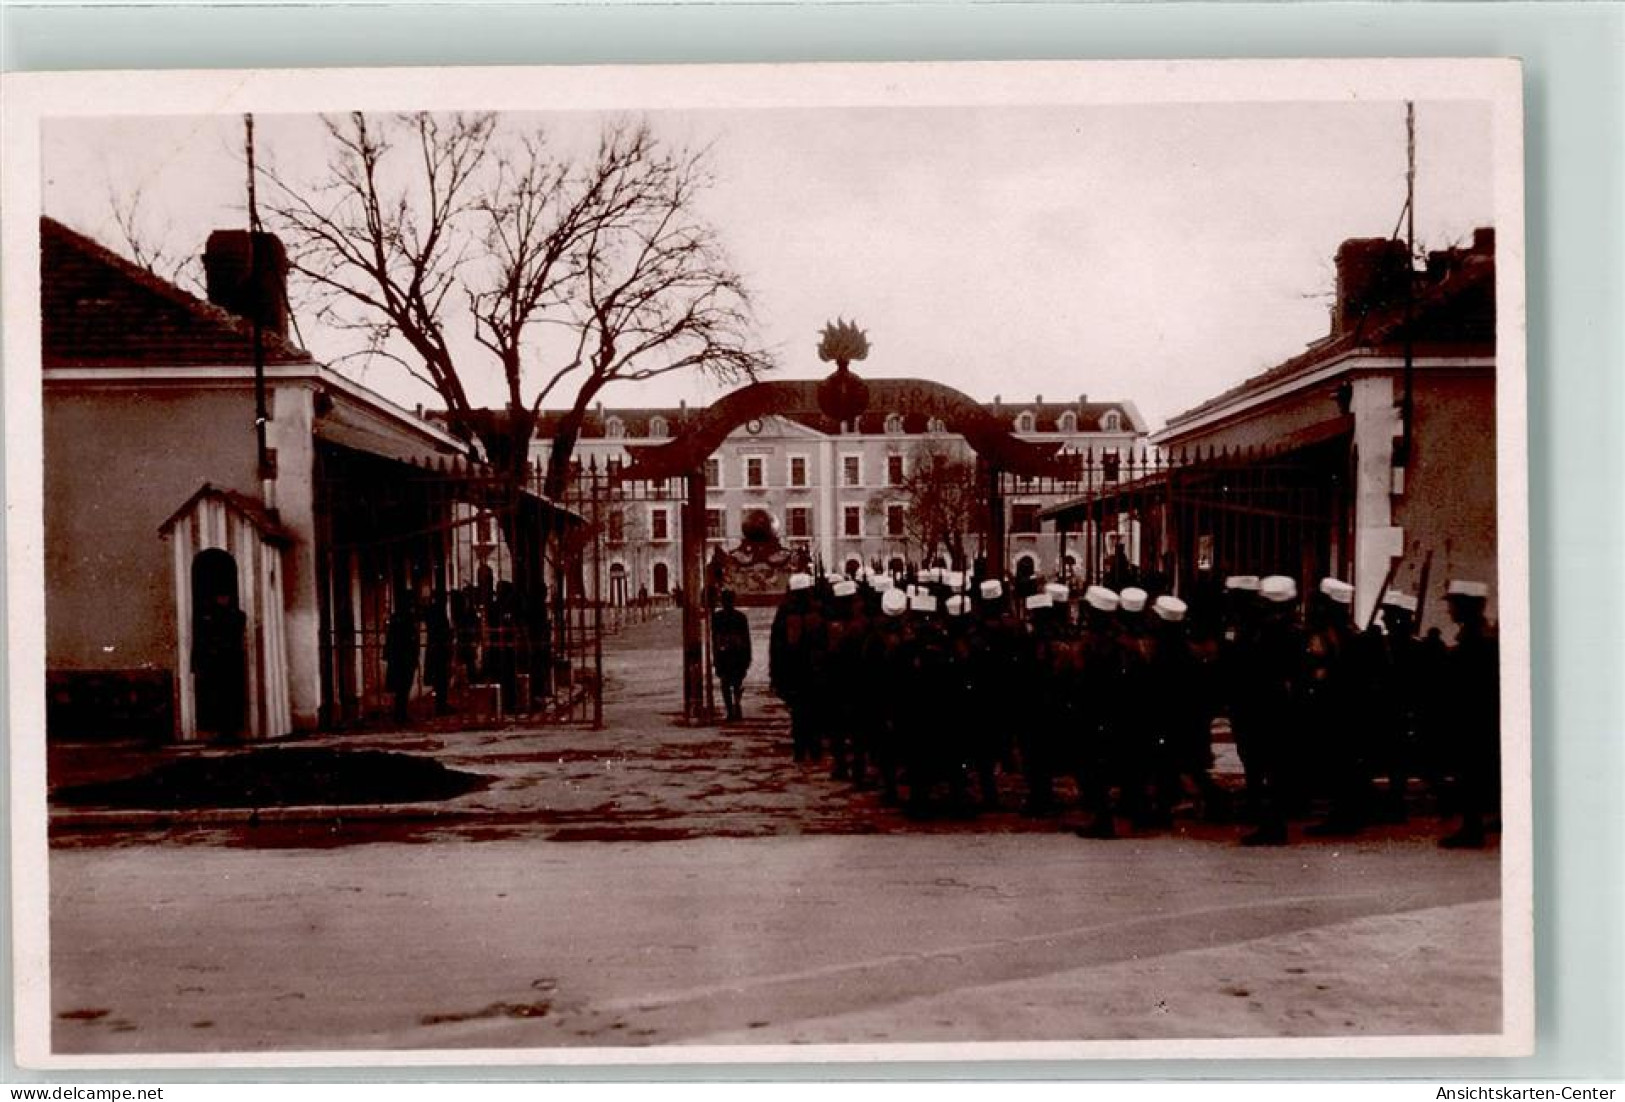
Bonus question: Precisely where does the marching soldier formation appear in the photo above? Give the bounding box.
[763,566,1501,848]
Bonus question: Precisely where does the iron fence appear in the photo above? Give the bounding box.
[313,446,624,731]
[1003,439,1350,601]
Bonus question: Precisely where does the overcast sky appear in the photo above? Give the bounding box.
[43,99,1493,430]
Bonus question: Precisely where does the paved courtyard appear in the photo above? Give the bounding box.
[43,608,1504,1056]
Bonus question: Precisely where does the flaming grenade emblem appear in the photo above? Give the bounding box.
[816,317,871,424]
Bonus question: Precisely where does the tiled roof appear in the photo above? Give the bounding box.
[41,216,313,369]
[519,392,1135,442]
[1162,233,1495,432]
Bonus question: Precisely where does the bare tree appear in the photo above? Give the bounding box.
[260,112,771,494]
[869,439,984,569]
[106,179,204,292]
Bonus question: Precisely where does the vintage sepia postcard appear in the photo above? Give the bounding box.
[2,58,1530,1068]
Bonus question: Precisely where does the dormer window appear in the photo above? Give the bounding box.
[1102,411,1121,432]
[1058,411,1077,433]
[926,417,947,435]
[605,416,626,439]
[1016,411,1036,434]
[648,416,669,439]
[884,412,904,435]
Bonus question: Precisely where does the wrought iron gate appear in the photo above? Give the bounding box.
[1014,439,1349,599]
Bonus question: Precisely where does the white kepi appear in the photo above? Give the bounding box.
[1084,585,1119,612]
[1319,577,1355,605]
[1259,575,1297,603]
[1153,595,1187,622]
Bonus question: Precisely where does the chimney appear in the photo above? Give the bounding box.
[1472,227,1495,256]
[1333,237,1411,335]
[1078,393,1088,406]
[203,230,290,338]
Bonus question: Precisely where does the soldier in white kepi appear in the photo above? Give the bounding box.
[1237,575,1302,845]
[770,572,824,763]
[1073,585,1124,839]
[1147,594,1221,824]
[1305,576,1366,836]
[1370,588,1424,824]
[1440,580,1499,848]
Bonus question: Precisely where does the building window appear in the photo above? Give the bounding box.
[927,417,947,434]
[744,455,766,488]
[886,503,906,537]
[605,415,625,439]
[706,508,725,541]
[652,562,670,596]
[1059,411,1077,433]
[1016,411,1035,434]
[842,455,862,488]
[608,510,625,543]
[788,455,808,488]
[704,457,721,487]
[886,454,905,486]
[1011,503,1040,534]
[650,507,670,541]
[1103,411,1121,432]
[476,511,494,545]
[884,412,904,435]
[649,416,669,439]
[844,505,862,537]
[787,506,811,538]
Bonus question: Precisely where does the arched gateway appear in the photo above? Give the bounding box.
[616,365,1069,721]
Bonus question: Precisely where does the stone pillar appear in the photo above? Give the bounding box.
[1350,375,1405,627]
[817,435,836,572]
[986,462,1006,579]
[681,467,709,722]
[267,384,321,730]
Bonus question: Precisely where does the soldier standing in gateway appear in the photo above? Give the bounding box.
[423,588,454,717]
[711,588,753,722]
[384,592,420,725]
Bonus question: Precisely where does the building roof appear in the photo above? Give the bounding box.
[157,483,295,544]
[41,216,314,369]
[1161,229,1495,435]
[527,390,1140,442]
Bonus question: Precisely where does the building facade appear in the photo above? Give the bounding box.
[41,217,493,741]
[1143,227,1499,631]
[532,396,1147,601]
